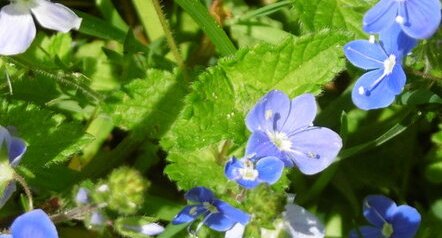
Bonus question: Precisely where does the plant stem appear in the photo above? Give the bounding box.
[14,173,33,211]
[151,0,187,76]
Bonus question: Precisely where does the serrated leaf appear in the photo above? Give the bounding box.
[0,100,92,190]
[292,0,372,38]
[104,69,187,139]
[162,32,348,191]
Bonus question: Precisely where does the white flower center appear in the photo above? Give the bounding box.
[383,54,396,75]
[238,159,259,181]
[395,15,405,24]
[368,35,376,43]
[267,131,293,151]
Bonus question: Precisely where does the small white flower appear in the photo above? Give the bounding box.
[0,0,82,55]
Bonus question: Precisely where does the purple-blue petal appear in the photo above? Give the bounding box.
[245,90,291,132]
[172,204,206,225]
[380,23,417,58]
[8,137,26,167]
[224,157,243,181]
[0,182,16,208]
[256,156,284,184]
[204,212,237,232]
[235,177,260,189]
[343,40,387,70]
[213,200,250,226]
[351,69,396,110]
[75,187,89,205]
[363,0,398,34]
[349,226,383,238]
[280,94,317,132]
[287,127,342,175]
[363,195,397,228]
[184,187,215,203]
[385,64,406,95]
[399,0,441,39]
[0,235,12,238]
[391,205,421,238]
[10,209,58,238]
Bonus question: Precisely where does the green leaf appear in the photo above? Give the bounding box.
[398,89,442,105]
[0,100,91,190]
[103,69,187,139]
[76,11,126,42]
[292,0,371,37]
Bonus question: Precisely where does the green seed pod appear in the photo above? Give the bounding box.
[105,167,148,215]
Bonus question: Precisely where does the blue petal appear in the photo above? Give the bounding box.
[204,212,237,232]
[236,177,260,189]
[256,156,284,184]
[172,205,206,225]
[214,200,250,225]
[363,0,398,34]
[185,187,215,203]
[385,64,406,95]
[351,69,396,110]
[380,23,417,58]
[0,182,16,208]
[0,235,12,238]
[281,94,317,132]
[224,157,243,181]
[391,205,421,238]
[343,40,387,70]
[399,0,441,39]
[349,226,383,238]
[363,195,397,228]
[246,90,291,132]
[245,131,291,166]
[8,137,26,167]
[10,209,58,238]
[75,187,89,205]
[287,127,342,175]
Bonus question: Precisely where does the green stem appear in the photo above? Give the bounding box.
[151,0,187,74]
[13,173,33,211]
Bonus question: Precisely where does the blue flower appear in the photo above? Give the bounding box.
[0,209,58,238]
[224,155,284,189]
[344,24,417,110]
[245,90,342,175]
[349,195,421,238]
[172,187,250,232]
[363,0,441,39]
[0,126,27,208]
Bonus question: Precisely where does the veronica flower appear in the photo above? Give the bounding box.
[0,209,58,238]
[344,24,417,110]
[224,155,284,189]
[0,0,82,55]
[0,126,27,208]
[350,195,421,238]
[245,90,342,175]
[172,187,250,232]
[363,0,441,39]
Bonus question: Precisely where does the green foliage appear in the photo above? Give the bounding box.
[104,69,187,138]
[0,100,90,190]
[292,0,373,37]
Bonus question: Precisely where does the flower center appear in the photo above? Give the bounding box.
[203,202,219,213]
[238,159,258,181]
[267,131,292,151]
[383,54,396,75]
[381,222,394,237]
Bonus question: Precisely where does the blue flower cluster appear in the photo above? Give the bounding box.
[344,0,441,110]
[225,90,342,188]
[173,90,343,233]
[350,195,421,238]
